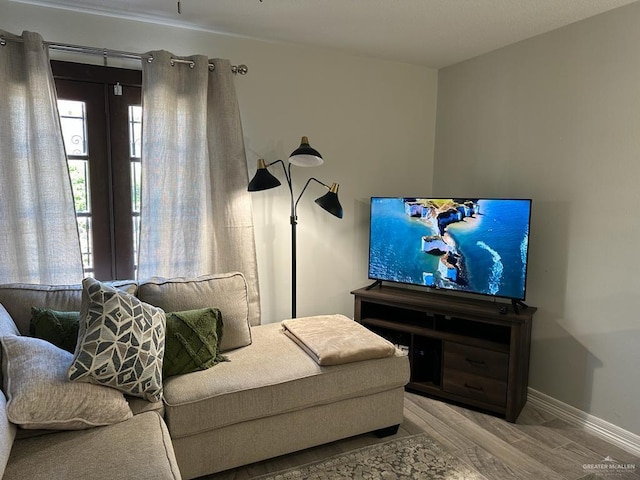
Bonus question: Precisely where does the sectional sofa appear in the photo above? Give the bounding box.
[0,272,410,479]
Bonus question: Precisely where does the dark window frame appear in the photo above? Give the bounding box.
[52,60,142,280]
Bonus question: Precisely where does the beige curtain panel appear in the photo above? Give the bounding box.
[138,51,261,325]
[0,30,83,284]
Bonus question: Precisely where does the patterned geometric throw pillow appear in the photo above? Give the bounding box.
[68,277,166,402]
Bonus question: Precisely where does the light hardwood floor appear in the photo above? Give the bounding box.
[205,392,640,480]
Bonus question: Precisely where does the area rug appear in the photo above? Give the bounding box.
[253,433,486,479]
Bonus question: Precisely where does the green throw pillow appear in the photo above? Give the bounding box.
[163,307,228,378]
[30,307,80,353]
[30,304,226,380]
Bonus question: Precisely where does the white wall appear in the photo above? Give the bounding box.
[434,2,640,435]
[1,1,438,322]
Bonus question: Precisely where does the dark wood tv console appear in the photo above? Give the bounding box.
[351,285,536,422]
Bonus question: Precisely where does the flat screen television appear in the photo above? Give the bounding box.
[368,197,532,301]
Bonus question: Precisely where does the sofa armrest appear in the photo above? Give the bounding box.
[0,390,17,478]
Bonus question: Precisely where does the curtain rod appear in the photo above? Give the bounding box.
[0,35,248,75]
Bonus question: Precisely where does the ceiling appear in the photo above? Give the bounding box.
[13,0,639,68]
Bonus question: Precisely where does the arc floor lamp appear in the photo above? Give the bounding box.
[248,137,343,318]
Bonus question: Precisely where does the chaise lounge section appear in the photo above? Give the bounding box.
[0,272,410,479]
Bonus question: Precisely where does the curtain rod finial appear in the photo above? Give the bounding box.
[232,64,248,75]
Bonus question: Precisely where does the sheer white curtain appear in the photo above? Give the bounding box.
[138,51,260,325]
[0,30,83,284]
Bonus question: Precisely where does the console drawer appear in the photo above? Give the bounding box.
[443,370,507,406]
[444,342,508,381]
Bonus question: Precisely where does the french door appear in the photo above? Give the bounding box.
[52,61,142,280]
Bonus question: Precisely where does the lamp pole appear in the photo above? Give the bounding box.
[285,163,299,318]
[247,138,343,319]
[269,162,332,318]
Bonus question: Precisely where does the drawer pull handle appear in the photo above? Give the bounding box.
[465,358,486,367]
[464,383,484,391]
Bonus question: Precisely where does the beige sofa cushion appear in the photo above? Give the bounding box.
[138,273,251,352]
[1,336,133,430]
[126,396,164,417]
[163,322,410,439]
[0,281,137,335]
[3,411,181,480]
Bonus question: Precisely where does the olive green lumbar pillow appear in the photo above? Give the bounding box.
[68,278,166,402]
[31,304,227,380]
[30,307,80,353]
[163,307,228,378]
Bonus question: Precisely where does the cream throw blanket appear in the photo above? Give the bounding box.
[281,314,396,366]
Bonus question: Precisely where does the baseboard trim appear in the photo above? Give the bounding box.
[527,388,640,457]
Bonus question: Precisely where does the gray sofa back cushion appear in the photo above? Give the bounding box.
[0,282,137,335]
[138,272,252,352]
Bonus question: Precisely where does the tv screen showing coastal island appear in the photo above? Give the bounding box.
[368,197,532,300]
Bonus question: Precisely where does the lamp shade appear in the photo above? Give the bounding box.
[289,136,323,167]
[248,159,282,191]
[314,183,343,218]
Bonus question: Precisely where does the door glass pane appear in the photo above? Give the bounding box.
[67,159,90,214]
[129,105,142,158]
[129,105,142,272]
[58,100,88,155]
[58,99,93,276]
[76,215,93,274]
